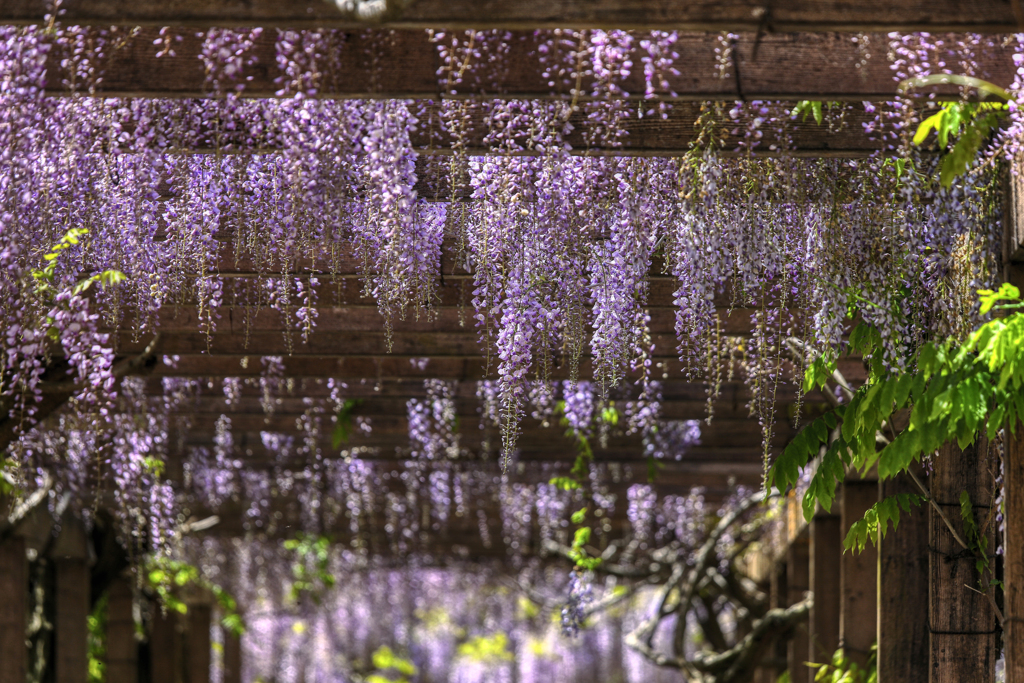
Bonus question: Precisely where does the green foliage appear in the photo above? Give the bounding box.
[768,293,1024,525]
[367,645,417,683]
[548,476,580,491]
[567,526,601,570]
[87,594,107,683]
[903,74,1011,188]
[145,557,244,635]
[959,491,991,576]
[791,101,842,126]
[32,227,126,300]
[332,399,363,449]
[843,493,925,553]
[283,534,336,604]
[570,507,588,524]
[807,645,877,683]
[457,632,515,663]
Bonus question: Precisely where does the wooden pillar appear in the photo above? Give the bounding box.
[809,513,841,664]
[787,535,810,683]
[150,605,183,683]
[840,478,877,669]
[107,574,138,683]
[877,469,929,683]
[222,624,242,683]
[1003,206,1024,682]
[52,517,90,683]
[753,559,788,683]
[0,535,27,683]
[929,440,997,683]
[1007,430,1024,682]
[186,599,212,683]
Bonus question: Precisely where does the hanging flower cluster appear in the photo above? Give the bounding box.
[0,24,1010,564]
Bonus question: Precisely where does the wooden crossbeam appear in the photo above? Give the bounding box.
[39,30,1015,102]
[4,0,1020,32]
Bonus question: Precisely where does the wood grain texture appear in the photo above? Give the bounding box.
[2,0,1020,32]
[106,575,139,683]
[840,478,877,670]
[877,470,929,683]
[788,536,811,683]
[54,559,90,683]
[809,513,841,664]
[0,536,26,683]
[1007,419,1024,682]
[929,440,997,683]
[39,29,1016,102]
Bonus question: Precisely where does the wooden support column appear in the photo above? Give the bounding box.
[840,477,878,669]
[0,534,27,683]
[1007,431,1024,682]
[877,468,929,683]
[107,575,138,683]
[150,604,183,683]
[52,517,91,683]
[1002,192,1024,682]
[222,624,242,683]
[809,512,841,664]
[929,440,997,683]
[186,597,212,683]
[787,534,811,683]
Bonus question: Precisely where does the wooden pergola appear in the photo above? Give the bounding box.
[2,2,1024,683]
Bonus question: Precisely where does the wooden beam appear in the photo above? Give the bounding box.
[1004,161,1024,683]
[787,534,811,683]
[150,605,183,683]
[222,625,242,683]
[839,476,877,670]
[106,575,139,683]
[186,599,212,683]
[929,440,997,683]
[809,512,841,664]
[2,0,1020,32]
[38,30,1015,102]
[52,517,91,683]
[0,535,27,683]
[877,469,928,683]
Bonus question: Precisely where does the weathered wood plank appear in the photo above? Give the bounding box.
[106,575,138,683]
[877,469,929,683]
[840,477,877,670]
[929,440,997,683]
[788,535,811,683]
[52,517,91,683]
[809,512,841,664]
[1007,430,1024,682]
[2,0,1020,32]
[0,536,27,683]
[40,29,1015,102]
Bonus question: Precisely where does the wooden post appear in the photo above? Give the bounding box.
[1002,193,1024,683]
[840,478,878,669]
[186,598,212,683]
[0,535,27,683]
[877,469,929,683]
[929,440,997,683]
[222,624,242,683]
[107,574,138,683]
[52,517,90,683]
[787,534,811,683]
[809,512,841,664]
[1007,431,1024,682]
[150,604,183,683]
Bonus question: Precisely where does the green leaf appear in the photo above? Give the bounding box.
[549,476,580,491]
[571,508,587,524]
[843,493,925,553]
